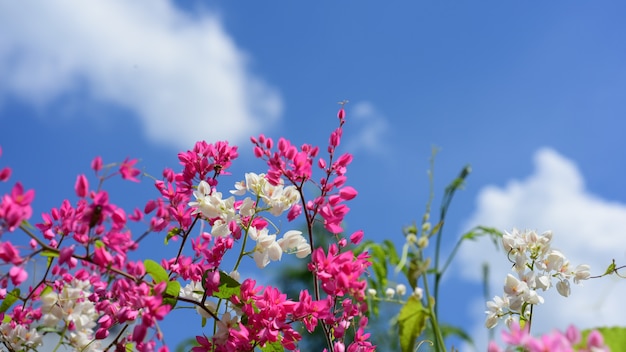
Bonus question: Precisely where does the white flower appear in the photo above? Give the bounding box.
[249,227,283,268]
[556,280,571,297]
[367,288,377,297]
[396,284,407,296]
[189,181,236,220]
[485,295,509,329]
[179,281,218,318]
[277,230,311,258]
[385,287,395,299]
[40,279,99,350]
[573,264,591,284]
[0,323,42,351]
[238,197,256,218]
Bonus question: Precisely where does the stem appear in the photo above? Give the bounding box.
[421,271,446,351]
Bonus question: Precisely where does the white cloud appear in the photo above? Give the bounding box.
[456,148,626,350]
[344,101,390,156]
[0,0,282,150]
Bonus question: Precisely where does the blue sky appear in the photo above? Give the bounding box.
[1,1,626,350]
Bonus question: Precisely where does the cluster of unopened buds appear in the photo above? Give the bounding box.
[485,229,592,329]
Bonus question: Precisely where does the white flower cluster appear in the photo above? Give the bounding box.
[189,173,310,268]
[40,279,101,351]
[485,229,591,329]
[0,322,42,351]
[189,173,301,237]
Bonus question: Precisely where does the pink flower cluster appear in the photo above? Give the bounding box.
[0,106,374,351]
[489,322,609,352]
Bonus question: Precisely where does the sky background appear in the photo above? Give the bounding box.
[1,1,626,350]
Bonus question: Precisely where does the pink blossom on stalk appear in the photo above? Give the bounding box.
[119,157,141,182]
[74,174,89,197]
[91,156,103,172]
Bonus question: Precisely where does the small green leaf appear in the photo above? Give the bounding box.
[125,342,134,352]
[40,285,53,298]
[163,280,181,308]
[165,227,181,245]
[260,340,284,352]
[398,295,429,352]
[95,240,105,249]
[214,271,241,299]
[144,259,168,284]
[602,260,617,276]
[40,250,59,258]
[201,316,207,327]
[0,288,20,313]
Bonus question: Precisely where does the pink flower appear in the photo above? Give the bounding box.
[119,157,141,182]
[74,174,89,198]
[9,265,27,285]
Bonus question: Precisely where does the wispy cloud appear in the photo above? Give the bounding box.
[344,101,390,156]
[456,148,626,349]
[0,0,282,150]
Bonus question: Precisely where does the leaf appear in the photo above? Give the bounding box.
[213,271,241,299]
[580,326,626,351]
[144,259,168,284]
[398,295,429,352]
[0,288,20,313]
[602,260,617,276]
[383,240,400,266]
[440,323,474,347]
[260,340,284,352]
[163,280,181,308]
[39,250,59,258]
[165,227,181,245]
[40,285,53,298]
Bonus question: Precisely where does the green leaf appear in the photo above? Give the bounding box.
[602,260,617,276]
[40,285,53,298]
[144,259,168,284]
[94,239,105,249]
[0,288,20,313]
[125,342,134,352]
[214,271,241,299]
[440,323,474,347]
[383,240,400,266]
[165,227,181,245]
[163,280,181,308]
[40,250,59,258]
[580,326,626,351]
[260,340,284,352]
[398,295,429,352]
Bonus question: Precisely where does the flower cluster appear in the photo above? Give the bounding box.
[485,229,592,329]
[488,321,609,352]
[0,106,373,351]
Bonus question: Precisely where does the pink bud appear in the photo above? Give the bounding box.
[91,156,103,172]
[339,186,358,200]
[350,230,364,244]
[75,174,89,198]
[0,167,11,182]
[337,108,345,120]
